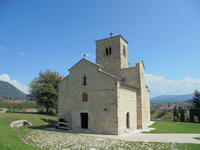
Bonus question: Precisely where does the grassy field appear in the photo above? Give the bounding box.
[148,121,200,133]
[0,113,200,150]
[0,113,56,150]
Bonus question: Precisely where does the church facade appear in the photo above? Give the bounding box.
[58,35,150,135]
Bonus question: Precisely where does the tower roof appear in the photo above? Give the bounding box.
[95,35,128,44]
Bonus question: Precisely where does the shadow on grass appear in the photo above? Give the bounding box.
[28,118,111,136]
[13,112,57,116]
[194,137,200,140]
[28,118,57,130]
[28,118,113,136]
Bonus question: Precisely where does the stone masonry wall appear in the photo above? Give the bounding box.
[96,36,128,76]
[135,62,151,129]
[117,86,137,134]
[58,60,119,134]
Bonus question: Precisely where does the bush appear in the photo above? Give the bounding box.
[173,116,179,122]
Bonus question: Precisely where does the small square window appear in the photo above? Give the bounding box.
[82,93,88,102]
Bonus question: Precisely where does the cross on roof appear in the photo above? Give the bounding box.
[83,53,87,59]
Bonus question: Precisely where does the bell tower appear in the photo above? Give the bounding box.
[95,35,129,75]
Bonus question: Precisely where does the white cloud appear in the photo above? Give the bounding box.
[145,74,200,97]
[0,74,29,94]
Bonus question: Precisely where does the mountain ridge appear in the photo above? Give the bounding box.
[151,93,193,103]
[0,80,27,100]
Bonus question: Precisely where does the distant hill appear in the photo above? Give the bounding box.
[151,93,193,103]
[0,80,27,100]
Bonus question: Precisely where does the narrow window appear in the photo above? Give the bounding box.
[123,45,126,56]
[105,47,111,56]
[106,48,109,56]
[126,112,130,128]
[82,93,88,102]
[109,47,112,55]
[83,76,87,86]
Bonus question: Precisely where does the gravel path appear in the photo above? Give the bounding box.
[26,130,179,150]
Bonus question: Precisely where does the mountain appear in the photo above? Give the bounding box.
[151,93,193,103]
[0,80,27,100]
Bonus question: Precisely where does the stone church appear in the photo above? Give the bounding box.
[58,35,150,135]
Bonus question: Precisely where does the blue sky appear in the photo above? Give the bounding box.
[0,0,200,97]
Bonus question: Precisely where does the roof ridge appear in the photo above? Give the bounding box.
[68,59,103,71]
[98,69,121,80]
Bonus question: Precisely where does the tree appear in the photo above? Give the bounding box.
[191,90,200,123]
[29,70,63,113]
[173,107,179,122]
[189,108,195,123]
[180,108,185,122]
[178,106,181,113]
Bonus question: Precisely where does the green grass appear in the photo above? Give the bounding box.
[194,137,200,140]
[177,143,200,150]
[147,121,200,133]
[109,142,200,150]
[0,113,57,150]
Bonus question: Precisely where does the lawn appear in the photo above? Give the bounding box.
[0,113,57,150]
[0,113,200,150]
[147,121,200,133]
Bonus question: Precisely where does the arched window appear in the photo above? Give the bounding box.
[126,112,130,128]
[105,48,109,56]
[82,93,88,102]
[105,47,112,56]
[123,45,126,57]
[83,76,87,86]
[109,47,112,55]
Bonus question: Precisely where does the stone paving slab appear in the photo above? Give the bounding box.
[88,133,200,144]
[46,128,200,144]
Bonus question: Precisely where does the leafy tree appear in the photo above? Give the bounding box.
[173,116,179,122]
[178,106,182,113]
[191,90,200,123]
[173,107,179,122]
[29,70,63,113]
[180,108,185,122]
[189,108,195,123]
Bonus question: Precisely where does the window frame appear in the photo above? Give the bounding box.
[83,76,87,86]
[105,46,112,56]
[82,93,88,102]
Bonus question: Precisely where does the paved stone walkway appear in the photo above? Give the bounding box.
[47,128,200,144]
[89,133,200,144]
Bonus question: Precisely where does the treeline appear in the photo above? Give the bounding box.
[0,101,37,112]
[173,90,200,123]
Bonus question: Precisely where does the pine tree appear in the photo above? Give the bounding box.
[173,107,179,122]
[191,90,200,123]
[189,108,195,123]
[180,108,185,122]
